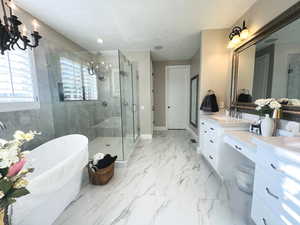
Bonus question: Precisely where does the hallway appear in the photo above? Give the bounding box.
[54,131,243,225]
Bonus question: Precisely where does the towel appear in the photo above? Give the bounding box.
[96,154,117,169]
[238,93,252,103]
[200,94,219,112]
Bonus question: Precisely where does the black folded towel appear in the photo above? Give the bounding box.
[238,93,252,103]
[96,154,117,169]
[200,94,219,112]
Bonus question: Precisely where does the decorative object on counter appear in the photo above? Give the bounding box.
[0,130,39,225]
[272,108,282,136]
[255,98,281,137]
[250,122,262,135]
[0,0,42,55]
[227,20,250,49]
[88,153,117,185]
[200,90,219,113]
[260,114,275,137]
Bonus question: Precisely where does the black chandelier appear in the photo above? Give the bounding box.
[0,0,42,55]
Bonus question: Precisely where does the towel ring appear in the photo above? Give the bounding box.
[207,89,215,95]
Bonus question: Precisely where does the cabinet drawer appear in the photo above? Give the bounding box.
[204,149,217,170]
[254,167,300,225]
[256,147,300,183]
[251,195,283,225]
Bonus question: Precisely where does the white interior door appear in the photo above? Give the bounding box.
[166,66,189,129]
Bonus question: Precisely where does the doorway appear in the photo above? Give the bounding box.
[165,65,190,130]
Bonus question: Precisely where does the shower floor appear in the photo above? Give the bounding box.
[89,137,123,161]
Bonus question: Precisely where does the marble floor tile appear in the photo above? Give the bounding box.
[53,130,248,225]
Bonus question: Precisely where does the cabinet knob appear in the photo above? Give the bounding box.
[270,163,277,170]
[234,145,242,151]
[210,140,214,144]
[209,155,214,160]
[266,187,279,200]
[262,218,268,225]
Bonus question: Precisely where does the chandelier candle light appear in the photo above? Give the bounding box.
[0,0,42,55]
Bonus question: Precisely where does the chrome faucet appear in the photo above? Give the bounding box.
[229,108,242,119]
[0,121,7,131]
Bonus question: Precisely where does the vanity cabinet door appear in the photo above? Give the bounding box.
[253,166,300,225]
[251,195,284,225]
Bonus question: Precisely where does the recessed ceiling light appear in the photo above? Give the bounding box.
[154,45,163,50]
[97,38,103,44]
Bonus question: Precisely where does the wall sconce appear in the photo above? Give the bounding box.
[227,20,249,49]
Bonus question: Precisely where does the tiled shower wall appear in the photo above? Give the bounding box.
[0,9,121,149]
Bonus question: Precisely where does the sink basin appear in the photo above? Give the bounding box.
[212,116,245,122]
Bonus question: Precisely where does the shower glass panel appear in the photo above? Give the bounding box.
[119,51,135,161]
[88,50,123,161]
[0,45,137,163]
[132,63,140,141]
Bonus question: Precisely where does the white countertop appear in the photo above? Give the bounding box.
[252,136,300,163]
[224,130,300,164]
[200,113,251,128]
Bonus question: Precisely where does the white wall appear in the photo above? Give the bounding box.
[123,50,153,137]
[233,0,299,37]
[200,29,230,108]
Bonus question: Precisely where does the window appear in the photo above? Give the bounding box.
[60,57,98,101]
[60,57,83,101]
[0,49,39,112]
[83,66,98,100]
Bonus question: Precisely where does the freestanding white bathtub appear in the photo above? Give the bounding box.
[13,134,89,225]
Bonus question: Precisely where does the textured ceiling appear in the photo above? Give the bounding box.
[16,0,257,61]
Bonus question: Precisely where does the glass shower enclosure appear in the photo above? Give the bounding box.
[88,50,139,161]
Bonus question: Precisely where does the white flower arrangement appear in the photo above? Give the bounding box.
[0,130,39,210]
[254,98,281,116]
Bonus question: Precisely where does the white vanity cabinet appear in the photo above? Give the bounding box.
[199,117,249,177]
[251,141,300,225]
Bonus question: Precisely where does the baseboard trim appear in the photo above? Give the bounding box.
[186,126,198,139]
[154,126,167,131]
[140,134,153,139]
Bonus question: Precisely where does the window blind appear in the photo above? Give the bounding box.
[0,49,35,103]
[83,66,98,100]
[60,57,83,101]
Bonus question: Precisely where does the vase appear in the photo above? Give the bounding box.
[261,114,275,137]
[0,208,9,225]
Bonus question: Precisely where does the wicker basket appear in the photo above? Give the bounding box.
[88,163,115,185]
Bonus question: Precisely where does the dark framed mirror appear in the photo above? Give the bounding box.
[231,2,300,121]
[190,75,199,128]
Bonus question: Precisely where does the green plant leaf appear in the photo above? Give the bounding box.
[0,179,13,194]
[0,198,16,209]
[0,168,9,177]
[9,188,30,198]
